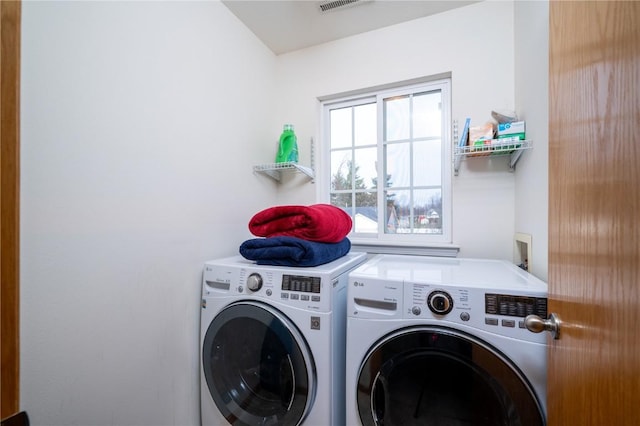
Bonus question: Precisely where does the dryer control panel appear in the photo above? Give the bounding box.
[347,254,549,343]
[485,293,547,318]
[401,282,548,342]
[348,281,548,340]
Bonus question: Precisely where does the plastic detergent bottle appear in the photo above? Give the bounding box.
[275,124,298,163]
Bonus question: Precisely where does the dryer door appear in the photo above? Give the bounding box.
[357,326,544,426]
[202,301,316,426]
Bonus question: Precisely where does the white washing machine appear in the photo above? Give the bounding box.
[200,252,367,426]
[346,254,548,426]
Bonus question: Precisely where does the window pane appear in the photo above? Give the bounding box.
[413,189,443,234]
[385,142,410,188]
[330,107,352,149]
[413,140,442,186]
[354,194,377,234]
[354,103,376,147]
[413,91,442,138]
[384,95,410,141]
[354,147,377,190]
[384,189,442,234]
[331,150,353,190]
[331,192,352,211]
[323,78,450,243]
[385,189,410,233]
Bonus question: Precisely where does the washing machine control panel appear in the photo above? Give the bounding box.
[281,274,321,294]
[203,265,337,312]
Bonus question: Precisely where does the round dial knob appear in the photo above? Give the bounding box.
[246,273,263,292]
[427,290,453,315]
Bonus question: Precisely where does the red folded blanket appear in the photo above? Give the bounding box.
[248,204,352,243]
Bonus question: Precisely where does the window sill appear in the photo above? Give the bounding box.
[350,240,460,257]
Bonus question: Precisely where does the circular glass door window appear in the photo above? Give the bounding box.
[202,302,315,426]
[357,326,544,426]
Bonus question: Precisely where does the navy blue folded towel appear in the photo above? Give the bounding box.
[239,236,351,267]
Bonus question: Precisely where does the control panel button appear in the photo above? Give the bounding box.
[311,295,321,302]
[290,294,299,300]
[485,318,499,326]
[501,319,516,328]
[411,306,422,316]
[460,312,470,322]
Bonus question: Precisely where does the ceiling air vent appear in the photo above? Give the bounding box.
[318,0,372,13]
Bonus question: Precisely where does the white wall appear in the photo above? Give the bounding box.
[514,1,549,281]
[273,1,520,260]
[20,2,277,425]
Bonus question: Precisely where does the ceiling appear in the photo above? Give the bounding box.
[221,0,479,55]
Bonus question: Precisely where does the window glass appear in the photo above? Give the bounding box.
[331,150,353,191]
[413,91,442,138]
[330,107,352,149]
[385,142,410,188]
[354,103,376,147]
[354,147,378,191]
[413,139,442,186]
[385,95,410,142]
[323,78,451,244]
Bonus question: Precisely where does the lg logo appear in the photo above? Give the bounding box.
[353,281,364,287]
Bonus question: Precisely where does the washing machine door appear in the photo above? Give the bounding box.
[202,301,316,426]
[357,326,544,426]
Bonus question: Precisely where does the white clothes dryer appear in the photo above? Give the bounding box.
[200,252,367,426]
[346,255,548,426]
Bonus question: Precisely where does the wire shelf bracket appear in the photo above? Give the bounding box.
[253,162,315,182]
[453,139,533,175]
[253,137,315,182]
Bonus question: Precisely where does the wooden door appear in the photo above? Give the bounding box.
[0,0,21,419]
[548,1,639,425]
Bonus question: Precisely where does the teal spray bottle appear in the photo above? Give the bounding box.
[275,124,298,163]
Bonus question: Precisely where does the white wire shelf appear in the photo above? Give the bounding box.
[454,139,533,175]
[253,162,315,182]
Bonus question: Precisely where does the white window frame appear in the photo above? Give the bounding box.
[317,77,454,250]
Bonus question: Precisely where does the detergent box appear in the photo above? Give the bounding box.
[497,121,526,140]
